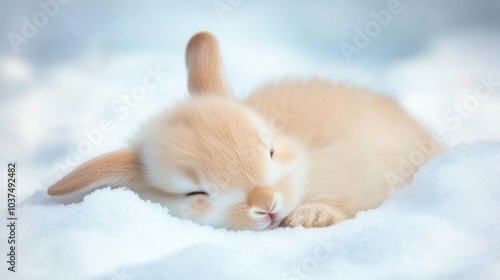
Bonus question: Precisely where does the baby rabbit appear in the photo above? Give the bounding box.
[47,32,435,231]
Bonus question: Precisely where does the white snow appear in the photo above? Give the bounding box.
[1,142,499,280]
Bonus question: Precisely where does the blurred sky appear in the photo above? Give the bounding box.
[1,0,500,200]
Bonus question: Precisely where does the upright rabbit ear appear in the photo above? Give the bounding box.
[47,149,147,196]
[186,32,230,97]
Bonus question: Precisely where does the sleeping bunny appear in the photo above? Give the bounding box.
[47,32,436,231]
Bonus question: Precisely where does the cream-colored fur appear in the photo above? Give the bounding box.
[47,32,436,231]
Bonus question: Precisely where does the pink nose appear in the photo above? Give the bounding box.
[269,212,278,221]
[248,190,283,221]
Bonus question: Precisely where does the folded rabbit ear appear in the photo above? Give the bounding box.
[47,149,146,196]
[186,32,231,98]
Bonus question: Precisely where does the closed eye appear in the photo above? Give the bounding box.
[186,191,208,197]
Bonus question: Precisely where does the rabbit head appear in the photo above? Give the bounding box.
[47,32,308,231]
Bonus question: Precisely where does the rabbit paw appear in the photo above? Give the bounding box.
[282,203,346,228]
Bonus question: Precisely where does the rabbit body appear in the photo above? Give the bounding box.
[48,32,435,230]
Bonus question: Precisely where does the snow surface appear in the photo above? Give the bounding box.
[1,142,499,280]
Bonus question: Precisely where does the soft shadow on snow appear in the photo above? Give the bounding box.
[1,142,499,280]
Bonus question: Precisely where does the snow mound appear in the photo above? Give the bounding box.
[1,142,500,280]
